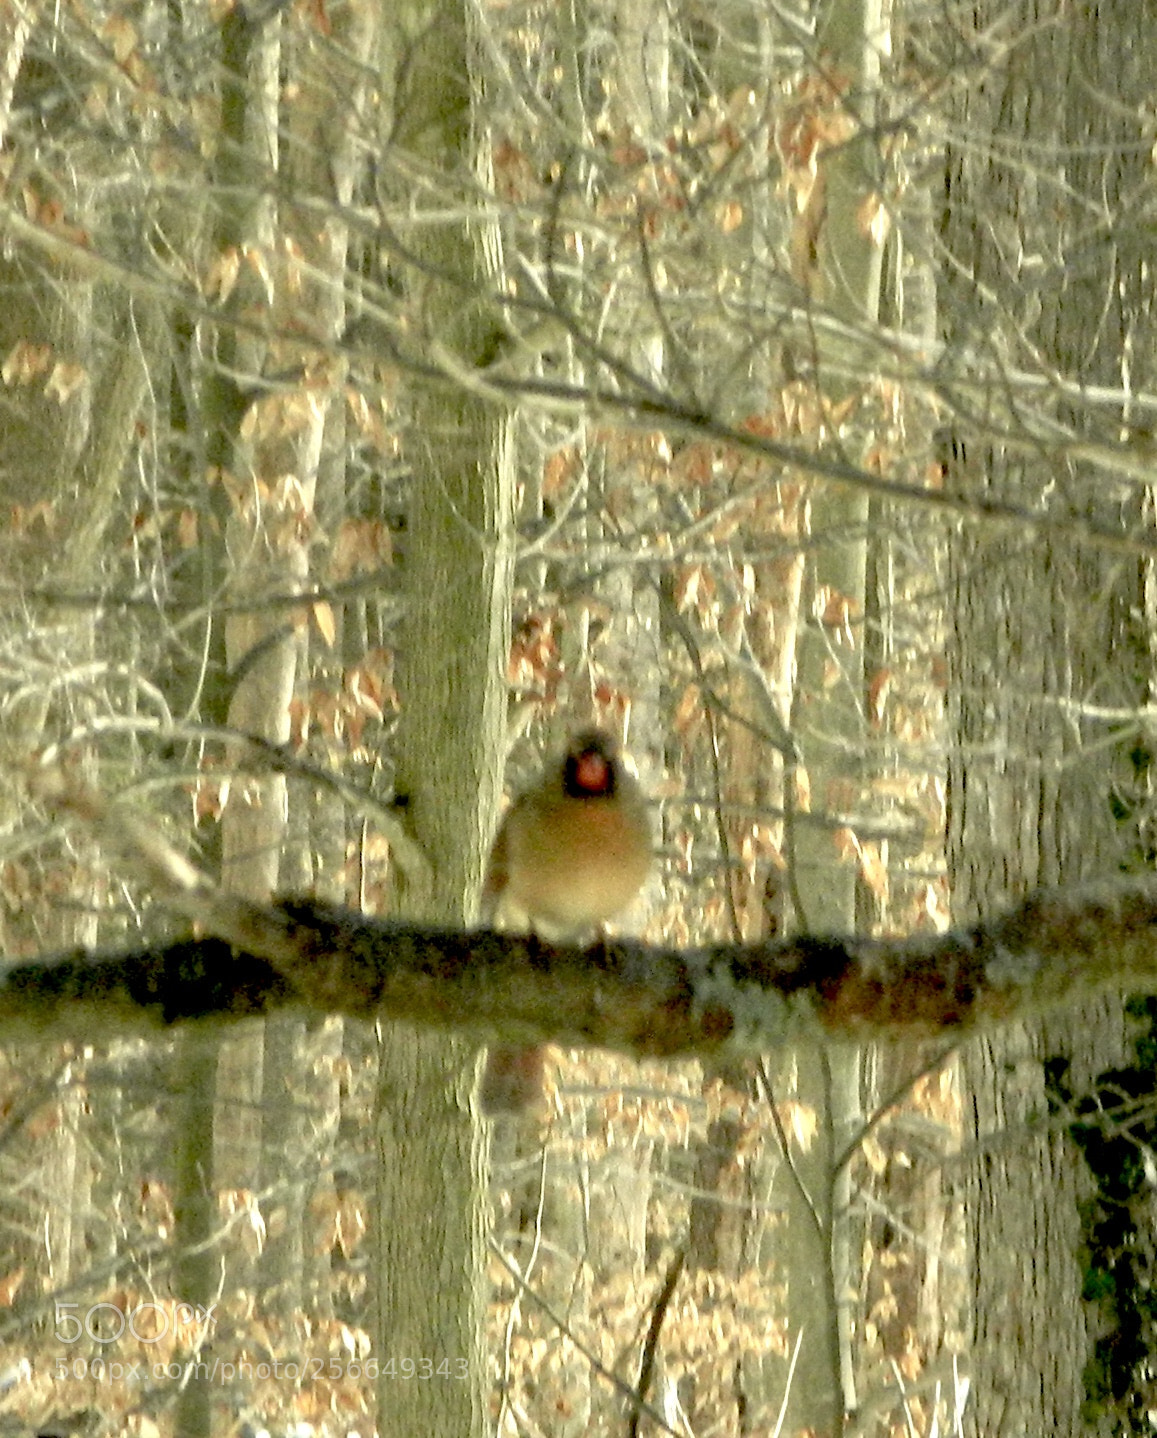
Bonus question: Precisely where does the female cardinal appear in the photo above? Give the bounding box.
[479,728,651,1115]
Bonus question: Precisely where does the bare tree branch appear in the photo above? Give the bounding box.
[5,875,1157,1056]
[13,777,1152,1052]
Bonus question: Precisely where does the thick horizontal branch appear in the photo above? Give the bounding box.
[2,880,1156,1054]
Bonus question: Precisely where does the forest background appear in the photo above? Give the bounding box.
[0,0,1154,1435]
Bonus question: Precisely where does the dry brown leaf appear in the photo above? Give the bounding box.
[858,839,889,900]
[311,600,336,648]
[45,360,87,404]
[204,245,241,302]
[857,190,891,246]
[0,1268,25,1307]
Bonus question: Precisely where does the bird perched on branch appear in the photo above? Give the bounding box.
[479,727,651,1116]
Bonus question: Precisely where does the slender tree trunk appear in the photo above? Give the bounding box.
[782,0,885,1429]
[372,3,515,1434]
[173,9,281,1433]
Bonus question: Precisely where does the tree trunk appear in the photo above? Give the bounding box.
[782,0,885,1429]
[941,5,1157,1429]
[372,3,516,1434]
